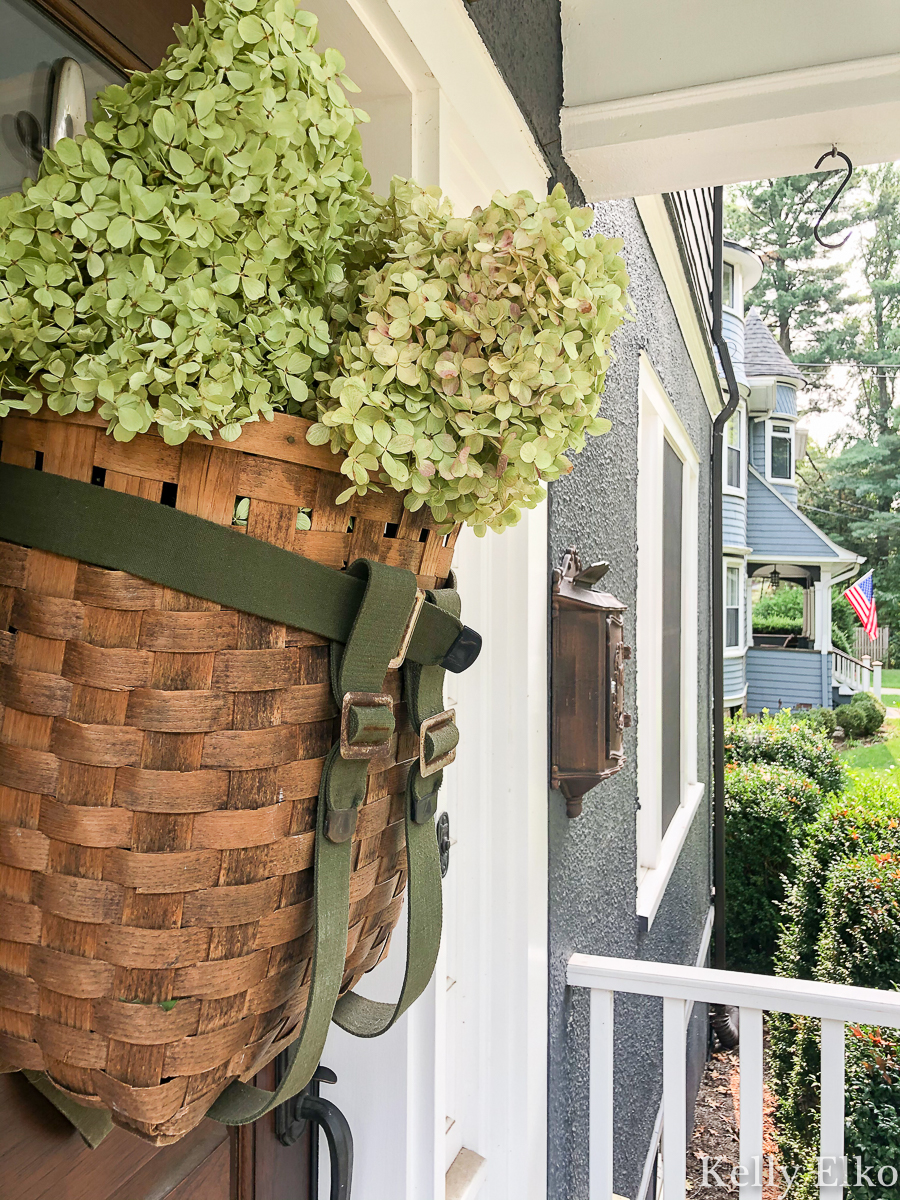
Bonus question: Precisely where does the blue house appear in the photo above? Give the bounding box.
[719,243,864,715]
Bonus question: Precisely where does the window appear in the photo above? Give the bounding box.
[722,261,735,309]
[725,409,742,490]
[635,356,703,928]
[770,422,793,480]
[725,565,742,649]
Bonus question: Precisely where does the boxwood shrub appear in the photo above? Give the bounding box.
[724,763,823,972]
[838,692,887,740]
[724,709,846,796]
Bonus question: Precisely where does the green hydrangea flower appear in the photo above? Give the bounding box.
[309,179,629,533]
[0,0,379,444]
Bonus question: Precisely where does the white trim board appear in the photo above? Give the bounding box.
[635,355,703,930]
[562,53,900,198]
[633,195,722,421]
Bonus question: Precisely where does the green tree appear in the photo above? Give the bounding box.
[726,174,854,355]
[798,436,900,639]
[815,163,900,438]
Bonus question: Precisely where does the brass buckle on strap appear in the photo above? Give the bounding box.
[419,708,457,778]
[389,588,426,670]
[340,692,395,763]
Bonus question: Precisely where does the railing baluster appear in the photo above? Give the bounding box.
[820,1019,846,1200]
[739,1007,764,1200]
[663,996,687,1200]
[590,988,615,1200]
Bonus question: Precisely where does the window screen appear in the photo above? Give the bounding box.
[661,439,683,835]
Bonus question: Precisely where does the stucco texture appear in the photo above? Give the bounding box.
[460,0,583,200]
[547,199,714,1200]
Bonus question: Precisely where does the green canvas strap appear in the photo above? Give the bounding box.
[332,587,460,1038]
[22,1070,114,1149]
[0,461,481,673]
[210,560,418,1125]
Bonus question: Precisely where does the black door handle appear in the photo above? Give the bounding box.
[275,1060,353,1199]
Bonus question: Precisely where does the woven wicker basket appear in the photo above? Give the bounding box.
[0,407,458,1143]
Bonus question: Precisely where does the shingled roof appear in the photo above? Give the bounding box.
[744,307,805,383]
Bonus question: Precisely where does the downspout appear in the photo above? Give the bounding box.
[710,186,740,974]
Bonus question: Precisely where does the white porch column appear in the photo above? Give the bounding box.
[813,575,832,652]
[862,654,872,693]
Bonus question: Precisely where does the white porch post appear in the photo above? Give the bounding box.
[862,654,872,694]
[874,661,883,700]
[813,575,831,651]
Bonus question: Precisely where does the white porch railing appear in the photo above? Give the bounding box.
[567,955,900,1200]
[831,648,882,698]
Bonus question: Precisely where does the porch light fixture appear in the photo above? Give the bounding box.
[769,566,781,590]
[550,548,631,818]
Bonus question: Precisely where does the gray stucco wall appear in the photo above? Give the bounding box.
[461,0,582,200]
[547,199,714,1200]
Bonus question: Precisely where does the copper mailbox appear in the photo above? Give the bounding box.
[551,548,631,817]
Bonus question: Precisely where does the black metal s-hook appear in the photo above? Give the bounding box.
[813,146,854,249]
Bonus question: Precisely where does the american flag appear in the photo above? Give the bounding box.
[844,570,878,639]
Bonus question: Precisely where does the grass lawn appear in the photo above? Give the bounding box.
[842,717,900,785]
[882,667,900,691]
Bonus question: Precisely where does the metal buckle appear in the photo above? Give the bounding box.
[419,708,457,778]
[340,691,395,762]
[389,588,426,670]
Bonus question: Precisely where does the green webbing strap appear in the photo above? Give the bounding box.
[22,1070,113,1148]
[0,461,464,669]
[332,587,460,1038]
[209,561,418,1125]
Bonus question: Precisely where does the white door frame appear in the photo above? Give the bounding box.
[313,4,550,1197]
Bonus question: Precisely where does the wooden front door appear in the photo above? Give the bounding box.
[0,1,313,1196]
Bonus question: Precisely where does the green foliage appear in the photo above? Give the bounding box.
[0,0,378,445]
[772,848,900,1190]
[830,623,853,655]
[833,591,858,642]
[794,706,837,737]
[725,175,854,356]
[752,614,802,635]
[839,692,887,740]
[754,584,804,623]
[309,181,630,533]
[724,763,823,972]
[724,708,846,796]
[776,779,900,981]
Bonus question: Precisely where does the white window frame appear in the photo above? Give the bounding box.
[723,405,744,496]
[635,355,703,929]
[722,260,736,312]
[724,560,744,655]
[766,418,795,484]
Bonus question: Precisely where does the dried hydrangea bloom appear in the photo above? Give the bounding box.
[310,179,630,533]
[0,0,378,443]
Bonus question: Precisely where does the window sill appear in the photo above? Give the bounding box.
[724,646,746,658]
[722,484,746,498]
[636,782,705,931]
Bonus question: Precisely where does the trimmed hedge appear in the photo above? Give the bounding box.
[794,706,838,737]
[724,763,823,972]
[838,692,887,740]
[725,709,846,796]
[772,853,900,1196]
[775,781,900,981]
[771,779,900,1196]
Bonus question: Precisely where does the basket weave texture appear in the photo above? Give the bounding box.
[0,408,458,1143]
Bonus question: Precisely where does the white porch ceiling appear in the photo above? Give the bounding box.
[561,0,900,198]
